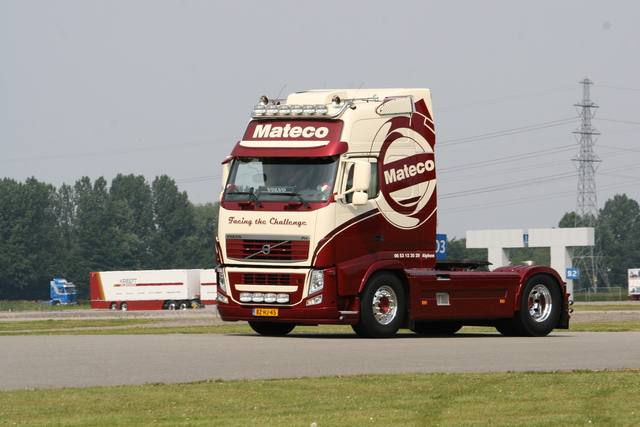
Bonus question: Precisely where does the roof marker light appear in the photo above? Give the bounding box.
[277,104,292,115]
[314,104,328,115]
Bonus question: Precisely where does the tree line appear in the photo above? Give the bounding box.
[448,194,640,291]
[2,172,638,301]
[0,175,218,300]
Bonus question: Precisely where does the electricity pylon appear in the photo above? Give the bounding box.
[572,78,610,292]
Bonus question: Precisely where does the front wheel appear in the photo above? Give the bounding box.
[498,274,562,337]
[248,321,296,336]
[352,272,405,338]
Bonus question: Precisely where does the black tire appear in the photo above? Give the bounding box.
[179,301,188,310]
[120,302,128,311]
[248,321,296,336]
[499,274,562,337]
[411,321,462,335]
[352,272,405,338]
[109,302,118,310]
[494,319,519,336]
[166,301,177,310]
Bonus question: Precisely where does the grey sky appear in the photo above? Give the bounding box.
[1,1,638,238]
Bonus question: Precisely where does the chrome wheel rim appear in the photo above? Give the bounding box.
[372,285,397,325]
[528,284,552,322]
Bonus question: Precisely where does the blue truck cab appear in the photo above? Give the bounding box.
[49,278,77,305]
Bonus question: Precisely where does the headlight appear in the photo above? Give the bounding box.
[309,270,324,295]
[215,267,227,294]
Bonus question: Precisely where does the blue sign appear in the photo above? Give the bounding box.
[566,268,580,280]
[436,234,447,260]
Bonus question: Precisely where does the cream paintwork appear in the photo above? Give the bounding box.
[218,88,434,300]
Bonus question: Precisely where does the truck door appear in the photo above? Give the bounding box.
[334,157,383,295]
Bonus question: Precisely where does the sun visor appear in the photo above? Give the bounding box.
[231,140,348,157]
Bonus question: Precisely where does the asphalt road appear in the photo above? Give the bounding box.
[1,331,639,391]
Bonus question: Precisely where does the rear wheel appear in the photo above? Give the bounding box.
[166,301,177,310]
[109,302,118,310]
[411,321,462,335]
[352,272,405,338]
[120,302,128,311]
[497,274,562,337]
[494,319,519,336]
[179,301,188,310]
[248,321,296,336]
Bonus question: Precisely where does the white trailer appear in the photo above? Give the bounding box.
[630,269,640,300]
[200,269,218,307]
[90,269,205,310]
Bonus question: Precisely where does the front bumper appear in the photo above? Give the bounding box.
[216,264,359,324]
[217,303,359,325]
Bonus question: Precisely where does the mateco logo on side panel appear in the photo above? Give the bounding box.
[377,99,437,230]
[382,152,435,192]
[243,120,342,141]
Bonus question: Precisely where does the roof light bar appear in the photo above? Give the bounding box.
[251,95,351,118]
[253,102,330,117]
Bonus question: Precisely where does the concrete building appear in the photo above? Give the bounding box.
[466,228,594,299]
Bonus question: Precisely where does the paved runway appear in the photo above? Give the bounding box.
[1,331,639,391]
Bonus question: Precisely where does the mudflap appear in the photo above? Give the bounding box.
[556,306,570,329]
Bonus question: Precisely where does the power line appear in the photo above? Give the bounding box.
[439,144,575,175]
[596,85,640,92]
[440,177,639,215]
[437,85,576,112]
[1,138,235,163]
[439,171,576,199]
[438,118,578,147]
[175,175,221,184]
[595,117,640,126]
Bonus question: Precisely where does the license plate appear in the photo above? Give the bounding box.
[252,308,278,317]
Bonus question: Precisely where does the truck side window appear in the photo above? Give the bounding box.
[345,160,378,203]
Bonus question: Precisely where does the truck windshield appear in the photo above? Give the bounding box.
[224,156,339,204]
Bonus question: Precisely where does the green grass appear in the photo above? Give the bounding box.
[1,370,639,426]
[571,304,640,311]
[0,300,91,311]
[3,318,640,335]
[0,318,159,333]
